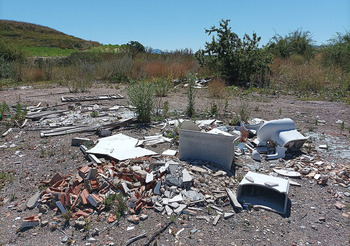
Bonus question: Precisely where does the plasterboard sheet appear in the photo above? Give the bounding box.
[87,133,156,161]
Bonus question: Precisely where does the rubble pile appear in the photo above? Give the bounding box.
[282,155,350,186]
[22,153,239,231]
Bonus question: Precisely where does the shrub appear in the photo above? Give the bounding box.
[267,29,315,60]
[321,32,350,72]
[127,80,154,123]
[196,19,271,86]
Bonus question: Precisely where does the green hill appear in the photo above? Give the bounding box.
[0,20,100,49]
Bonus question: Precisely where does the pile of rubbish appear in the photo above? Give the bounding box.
[6,97,346,238]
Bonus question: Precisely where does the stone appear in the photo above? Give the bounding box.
[174,204,187,214]
[165,176,183,187]
[91,228,100,236]
[182,169,193,182]
[181,190,205,202]
[74,220,86,229]
[127,215,139,224]
[224,212,234,219]
[318,217,326,222]
[190,166,208,174]
[26,191,41,209]
[41,220,48,227]
[213,170,227,177]
[169,194,183,203]
[196,216,210,222]
[335,201,345,210]
[154,181,161,195]
[38,204,49,214]
[154,206,164,213]
[140,214,148,221]
[213,215,221,225]
[165,205,173,216]
[169,202,179,209]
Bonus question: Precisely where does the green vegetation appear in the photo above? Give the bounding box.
[0,19,348,104]
[0,171,14,190]
[186,74,196,117]
[127,80,154,123]
[267,28,314,60]
[104,193,127,219]
[22,46,76,57]
[196,19,272,86]
[0,20,100,49]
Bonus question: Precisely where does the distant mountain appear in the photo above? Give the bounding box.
[0,20,100,49]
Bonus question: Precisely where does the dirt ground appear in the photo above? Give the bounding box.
[0,83,349,246]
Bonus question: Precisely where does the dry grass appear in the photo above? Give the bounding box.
[269,56,350,100]
[208,78,227,98]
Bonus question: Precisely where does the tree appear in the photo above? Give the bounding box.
[267,29,314,60]
[195,19,271,86]
[126,41,145,54]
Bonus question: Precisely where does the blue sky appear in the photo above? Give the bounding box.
[0,0,349,51]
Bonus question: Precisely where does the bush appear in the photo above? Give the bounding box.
[267,29,314,60]
[127,80,154,123]
[321,32,350,72]
[195,19,271,86]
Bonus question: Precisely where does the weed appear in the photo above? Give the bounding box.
[40,148,45,158]
[115,193,127,215]
[62,209,72,221]
[83,218,91,231]
[237,100,251,124]
[186,74,196,117]
[127,80,154,123]
[10,193,16,201]
[0,101,10,120]
[0,172,14,190]
[236,175,243,182]
[279,108,282,115]
[90,111,98,118]
[162,101,170,118]
[169,214,177,223]
[208,102,218,117]
[340,121,345,131]
[104,193,117,209]
[48,150,55,157]
[207,206,212,215]
[223,98,229,114]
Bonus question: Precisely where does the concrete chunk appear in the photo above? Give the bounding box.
[213,214,221,225]
[26,191,41,209]
[154,181,161,195]
[165,205,173,216]
[182,169,192,182]
[174,204,187,214]
[224,212,234,219]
